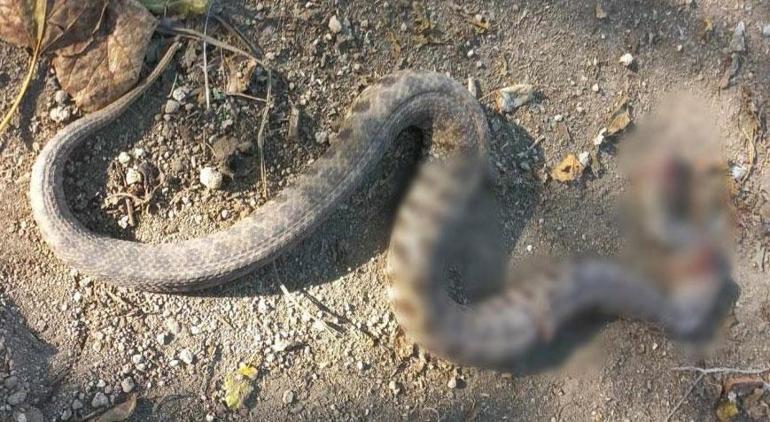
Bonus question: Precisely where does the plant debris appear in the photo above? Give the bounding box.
[94,393,137,422]
[140,0,208,16]
[496,84,536,113]
[223,363,259,409]
[53,0,157,111]
[551,154,583,182]
[604,98,632,136]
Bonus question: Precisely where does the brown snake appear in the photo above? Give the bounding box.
[30,41,731,367]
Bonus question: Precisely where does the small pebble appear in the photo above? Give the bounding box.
[619,53,634,67]
[117,152,131,165]
[178,348,194,365]
[125,168,142,185]
[54,90,69,105]
[171,86,188,102]
[200,167,224,190]
[156,332,170,345]
[591,83,600,93]
[329,16,343,33]
[314,131,329,144]
[282,389,295,404]
[121,377,135,393]
[164,99,180,114]
[49,106,72,123]
[763,24,770,38]
[91,392,109,408]
[60,409,72,421]
[447,376,460,389]
[7,390,26,405]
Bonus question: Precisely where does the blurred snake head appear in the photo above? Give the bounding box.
[619,94,735,334]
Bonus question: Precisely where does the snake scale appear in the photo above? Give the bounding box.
[30,41,730,367]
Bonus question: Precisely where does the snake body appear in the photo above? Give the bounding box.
[30,43,729,367]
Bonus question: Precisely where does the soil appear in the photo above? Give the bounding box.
[1,1,770,421]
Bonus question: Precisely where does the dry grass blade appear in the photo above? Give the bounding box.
[0,0,46,136]
[201,0,214,110]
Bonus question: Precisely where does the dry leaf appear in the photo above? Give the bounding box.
[223,364,258,409]
[225,56,257,94]
[52,0,157,111]
[94,393,137,422]
[0,0,106,51]
[42,0,108,52]
[605,100,632,136]
[496,84,535,113]
[0,0,37,47]
[551,154,583,182]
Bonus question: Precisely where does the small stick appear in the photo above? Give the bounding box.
[274,264,342,336]
[672,366,770,375]
[202,0,215,110]
[665,373,705,422]
[125,197,135,227]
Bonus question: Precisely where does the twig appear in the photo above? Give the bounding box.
[274,264,342,336]
[226,91,267,102]
[665,373,705,422]
[156,23,262,67]
[202,0,215,110]
[212,13,264,57]
[672,366,770,375]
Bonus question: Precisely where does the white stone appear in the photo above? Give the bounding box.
[164,99,180,114]
[328,16,343,33]
[178,348,194,365]
[121,377,135,393]
[125,168,142,185]
[117,152,131,165]
[199,167,224,190]
[619,53,634,67]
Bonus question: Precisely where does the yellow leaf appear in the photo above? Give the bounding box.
[237,363,258,379]
[715,400,739,421]
[551,154,583,182]
[33,0,46,40]
[223,365,257,409]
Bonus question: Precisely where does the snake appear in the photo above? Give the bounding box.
[29,40,731,367]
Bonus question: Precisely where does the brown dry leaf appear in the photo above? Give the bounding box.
[0,0,106,51]
[42,0,108,52]
[94,393,137,422]
[0,0,37,47]
[52,0,157,112]
[605,99,632,136]
[225,56,257,94]
[551,154,583,182]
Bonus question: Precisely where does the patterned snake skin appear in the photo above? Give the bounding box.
[30,42,730,367]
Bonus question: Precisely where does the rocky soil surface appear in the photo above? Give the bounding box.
[1,0,770,421]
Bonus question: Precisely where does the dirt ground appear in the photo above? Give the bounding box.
[1,0,770,421]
